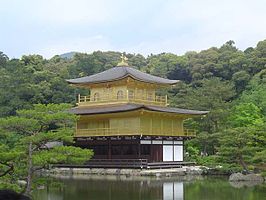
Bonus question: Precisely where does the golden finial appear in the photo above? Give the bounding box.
[117,53,129,66]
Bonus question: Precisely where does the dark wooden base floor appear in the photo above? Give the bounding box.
[75,139,163,162]
[74,137,185,164]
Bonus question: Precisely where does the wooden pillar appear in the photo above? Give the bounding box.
[126,89,129,101]
[159,144,163,162]
[138,140,141,158]
[108,138,111,159]
[182,139,185,162]
[78,94,80,103]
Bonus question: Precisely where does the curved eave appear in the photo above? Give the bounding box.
[69,104,142,115]
[66,66,179,86]
[145,105,209,116]
[67,74,179,86]
[69,104,209,116]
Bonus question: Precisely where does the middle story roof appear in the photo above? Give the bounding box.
[69,103,209,116]
[66,66,179,85]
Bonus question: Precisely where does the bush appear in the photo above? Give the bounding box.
[197,155,219,167]
[260,171,266,177]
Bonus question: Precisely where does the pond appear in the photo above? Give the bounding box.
[33,175,266,200]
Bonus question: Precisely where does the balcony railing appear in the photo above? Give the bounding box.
[75,128,196,137]
[77,93,168,107]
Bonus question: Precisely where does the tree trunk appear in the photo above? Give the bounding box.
[214,120,219,132]
[203,143,207,156]
[239,155,248,171]
[25,142,33,195]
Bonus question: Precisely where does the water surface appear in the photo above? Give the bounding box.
[33,175,266,200]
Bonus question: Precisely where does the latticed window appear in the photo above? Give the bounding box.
[128,90,134,99]
[117,90,124,99]
[137,89,145,99]
[147,92,153,101]
[93,92,100,101]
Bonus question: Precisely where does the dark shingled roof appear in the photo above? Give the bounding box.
[67,66,178,85]
[69,104,209,116]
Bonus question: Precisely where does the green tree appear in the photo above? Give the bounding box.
[172,78,236,133]
[146,53,179,77]
[217,126,264,170]
[229,103,264,127]
[239,69,266,115]
[0,104,93,195]
[232,70,250,93]
[217,102,265,170]
[0,51,8,66]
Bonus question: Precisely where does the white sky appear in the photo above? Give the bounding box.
[1,0,266,58]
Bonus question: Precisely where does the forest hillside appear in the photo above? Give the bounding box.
[0,39,265,172]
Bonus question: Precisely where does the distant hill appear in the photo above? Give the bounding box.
[59,51,78,59]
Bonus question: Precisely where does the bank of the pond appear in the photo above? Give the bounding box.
[42,166,217,177]
[41,166,266,183]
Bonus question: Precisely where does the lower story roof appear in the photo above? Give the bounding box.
[69,103,209,116]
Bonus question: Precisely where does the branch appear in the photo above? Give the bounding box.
[32,140,53,151]
[0,162,14,177]
[32,165,48,172]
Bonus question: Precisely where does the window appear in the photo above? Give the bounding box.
[92,145,108,155]
[93,92,100,101]
[141,145,151,155]
[147,92,153,101]
[111,145,121,155]
[128,90,134,99]
[117,90,124,99]
[111,145,138,155]
[137,89,144,99]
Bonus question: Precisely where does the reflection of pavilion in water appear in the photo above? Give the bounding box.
[163,182,184,200]
[35,176,184,200]
[34,175,266,200]
[142,180,184,200]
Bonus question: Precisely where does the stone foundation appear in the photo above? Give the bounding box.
[42,166,205,178]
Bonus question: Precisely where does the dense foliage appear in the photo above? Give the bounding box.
[0,39,265,177]
[0,104,93,194]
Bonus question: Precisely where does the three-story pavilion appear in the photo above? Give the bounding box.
[67,56,208,163]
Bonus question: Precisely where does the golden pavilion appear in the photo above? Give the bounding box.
[67,55,208,165]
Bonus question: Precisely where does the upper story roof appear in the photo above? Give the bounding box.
[66,66,179,85]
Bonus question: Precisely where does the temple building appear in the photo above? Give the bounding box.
[67,55,208,165]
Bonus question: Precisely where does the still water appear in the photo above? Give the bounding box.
[33,175,266,200]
